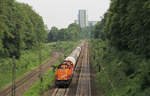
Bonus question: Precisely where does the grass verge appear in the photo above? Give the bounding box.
[0,44,53,89]
[23,58,62,96]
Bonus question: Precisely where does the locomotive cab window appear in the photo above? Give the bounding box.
[58,65,63,69]
[65,65,68,69]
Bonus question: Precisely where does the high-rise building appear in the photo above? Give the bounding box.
[78,10,88,28]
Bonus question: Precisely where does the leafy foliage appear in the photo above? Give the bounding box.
[90,39,150,96]
[106,0,150,57]
[92,13,107,40]
[0,44,52,89]
[91,0,150,95]
[0,0,47,58]
[48,23,91,42]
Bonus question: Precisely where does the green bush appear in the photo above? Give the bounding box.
[0,44,52,89]
[90,39,150,96]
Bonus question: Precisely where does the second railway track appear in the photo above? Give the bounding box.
[76,42,91,96]
[0,51,63,96]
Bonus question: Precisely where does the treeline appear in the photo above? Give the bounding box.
[91,0,150,96]
[106,0,150,57]
[48,23,90,42]
[0,0,47,58]
[94,0,150,57]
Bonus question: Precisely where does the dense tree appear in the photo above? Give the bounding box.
[80,27,91,39]
[48,27,58,42]
[67,23,81,41]
[48,23,82,42]
[106,0,150,57]
[0,0,47,58]
[91,0,150,95]
[92,13,107,40]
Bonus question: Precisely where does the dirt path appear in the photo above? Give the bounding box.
[0,51,63,96]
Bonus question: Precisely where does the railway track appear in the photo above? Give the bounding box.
[49,42,92,96]
[76,42,91,96]
[51,88,69,96]
[0,51,63,96]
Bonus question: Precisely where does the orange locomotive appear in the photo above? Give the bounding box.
[55,43,83,86]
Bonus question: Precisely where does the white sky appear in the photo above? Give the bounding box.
[16,0,110,29]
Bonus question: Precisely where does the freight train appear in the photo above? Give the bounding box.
[55,43,84,86]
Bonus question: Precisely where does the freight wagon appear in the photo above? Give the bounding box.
[55,43,84,86]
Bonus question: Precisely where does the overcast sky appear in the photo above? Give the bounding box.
[16,0,110,29]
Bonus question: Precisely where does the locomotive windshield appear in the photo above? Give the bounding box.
[57,65,63,69]
[57,64,68,69]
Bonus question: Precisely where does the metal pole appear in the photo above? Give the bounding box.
[39,44,43,96]
[12,56,16,96]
